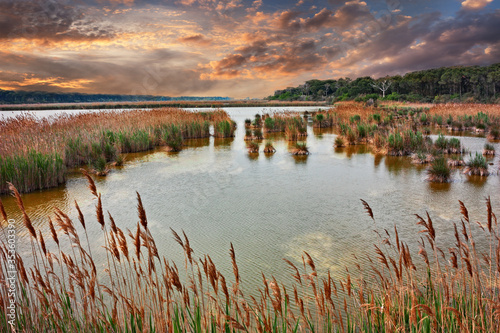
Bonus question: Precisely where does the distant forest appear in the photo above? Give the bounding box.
[0,90,231,104]
[267,63,500,103]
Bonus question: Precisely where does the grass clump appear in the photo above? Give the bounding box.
[291,142,309,155]
[427,156,451,182]
[247,141,259,153]
[214,119,236,138]
[253,128,264,140]
[163,124,183,152]
[263,142,276,153]
[483,143,495,156]
[464,152,489,176]
[334,136,345,148]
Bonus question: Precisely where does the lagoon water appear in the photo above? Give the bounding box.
[2,106,499,293]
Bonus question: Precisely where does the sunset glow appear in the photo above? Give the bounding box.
[0,0,499,98]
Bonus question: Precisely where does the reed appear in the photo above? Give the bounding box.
[334,136,345,148]
[263,142,276,153]
[483,143,495,156]
[290,142,309,155]
[246,141,259,154]
[2,180,500,332]
[213,111,237,138]
[427,156,451,182]
[0,108,231,194]
[464,152,489,176]
[313,112,336,128]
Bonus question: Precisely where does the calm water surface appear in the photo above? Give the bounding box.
[2,106,499,293]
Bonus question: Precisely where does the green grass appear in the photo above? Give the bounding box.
[467,152,487,169]
[163,124,183,151]
[484,143,495,151]
[0,108,234,194]
[428,156,451,182]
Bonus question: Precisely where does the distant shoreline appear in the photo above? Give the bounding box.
[0,100,328,111]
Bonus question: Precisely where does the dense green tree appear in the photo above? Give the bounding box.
[267,63,500,103]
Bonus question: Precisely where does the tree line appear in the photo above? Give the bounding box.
[0,89,231,104]
[267,63,500,103]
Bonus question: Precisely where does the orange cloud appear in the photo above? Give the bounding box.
[461,0,493,10]
[107,0,135,5]
[177,34,212,46]
[0,75,94,90]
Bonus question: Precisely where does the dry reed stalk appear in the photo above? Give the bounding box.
[3,181,500,332]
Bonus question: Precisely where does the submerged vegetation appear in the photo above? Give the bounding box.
[1,178,500,332]
[0,108,234,194]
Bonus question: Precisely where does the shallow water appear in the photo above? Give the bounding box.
[2,106,499,294]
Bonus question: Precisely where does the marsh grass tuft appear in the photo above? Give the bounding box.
[483,143,495,156]
[427,156,451,182]
[334,136,345,148]
[291,142,309,155]
[464,152,489,176]
[247,141,259,153]
[263,142,276,153]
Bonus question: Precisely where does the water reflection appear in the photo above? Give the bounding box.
[312,127,336,138]
[247,153,259,161]
[384,156,413,175]
[292,155,308,164]
[340,145,370,158]
[184,137,210,148]
[466,175,488,187]
[263,132,285,141]
[428,181,452,192]
[2,106,499,300]
[214,136,234,148]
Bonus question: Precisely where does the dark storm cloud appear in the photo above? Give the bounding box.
[341,9,500,78]
[0,0,115,41]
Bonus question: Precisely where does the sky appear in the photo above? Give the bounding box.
[0,0,499,98]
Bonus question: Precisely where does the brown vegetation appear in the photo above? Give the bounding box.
[1,178,500,332]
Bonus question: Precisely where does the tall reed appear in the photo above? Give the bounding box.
[2,177,499,332]
[0,108,232,194]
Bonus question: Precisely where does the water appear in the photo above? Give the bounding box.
[2,106,499,294]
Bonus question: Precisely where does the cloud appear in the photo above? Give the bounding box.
[0,48,222,96]
[328,9,500,79]
[461,0,493,10]
[0,0,499,99]
[0,0,116,42]
[177,34,212,46]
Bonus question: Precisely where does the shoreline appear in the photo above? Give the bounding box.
[0,100,328,111]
